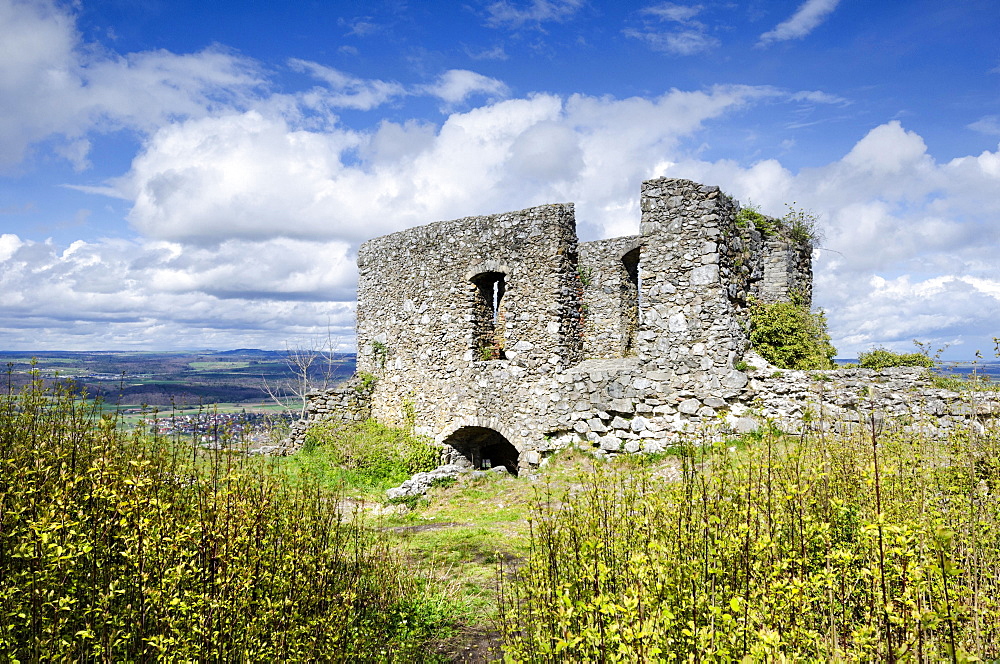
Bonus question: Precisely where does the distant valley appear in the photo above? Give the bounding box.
[0,349,357,409]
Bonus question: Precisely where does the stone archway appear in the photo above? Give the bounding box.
[442,426,519,476]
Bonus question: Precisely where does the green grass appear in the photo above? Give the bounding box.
[379,448,656,630]
[278,419,440,496]
[380,471,534,633]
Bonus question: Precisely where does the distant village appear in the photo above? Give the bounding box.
[139,411,295,445]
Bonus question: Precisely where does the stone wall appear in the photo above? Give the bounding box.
[290,360,999,462]
[284,374,374,452]
[539,364,1000,457]
[746,366,999,434]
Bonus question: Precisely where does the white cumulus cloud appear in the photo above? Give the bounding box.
[94,85,768,247]
[0,0,263,171]
[0,233,357,349]
[288,59,406,111]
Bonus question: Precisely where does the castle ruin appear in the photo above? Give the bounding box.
[286,177,997,473]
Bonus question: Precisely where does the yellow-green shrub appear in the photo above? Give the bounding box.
[749,295,837,369]
[858,346,934,370]
[501,424,1000,661]
[0,375,443,662]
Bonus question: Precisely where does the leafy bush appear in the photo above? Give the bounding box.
[501,423,1000,660]
[858,346,935,370]
[782,204,822,244]
[736,205,777,237]
[293,419,439,491]
[0,376,443,661]
[748,295,837,369]
[736,203,821,245]
[354,370,378,393]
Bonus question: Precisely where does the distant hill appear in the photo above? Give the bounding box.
[833,358,1000,379]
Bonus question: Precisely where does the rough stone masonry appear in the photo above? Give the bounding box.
[287,177,998,472]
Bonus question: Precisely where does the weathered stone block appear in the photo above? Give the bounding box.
[588,418,608,433]
[722,370,748,390]
[610,415,630,430]
[678,398,701,415]
[599,435,622,452]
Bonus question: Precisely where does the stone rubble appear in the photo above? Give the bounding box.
[384,463,510,500]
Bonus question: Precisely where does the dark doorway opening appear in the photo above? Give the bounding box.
[621,247,640,356]
[444,426,519,475]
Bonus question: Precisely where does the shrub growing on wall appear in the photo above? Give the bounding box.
[735,203,822,245]
[749,295,836,369]
[735,205,777,237]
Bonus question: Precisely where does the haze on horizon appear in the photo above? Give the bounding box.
[1,0,998,360]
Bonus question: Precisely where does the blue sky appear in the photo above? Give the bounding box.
[1,0,998,358]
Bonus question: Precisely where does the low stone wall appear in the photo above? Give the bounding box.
[749,366,999,434]
[283,374,374,453]
[287,364,999,461]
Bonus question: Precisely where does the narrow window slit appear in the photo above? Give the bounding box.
[471,271,506,360]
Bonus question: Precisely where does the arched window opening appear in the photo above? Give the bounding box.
[444,426,519,475]
[471,271,506,360]
[621,248,640,355]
